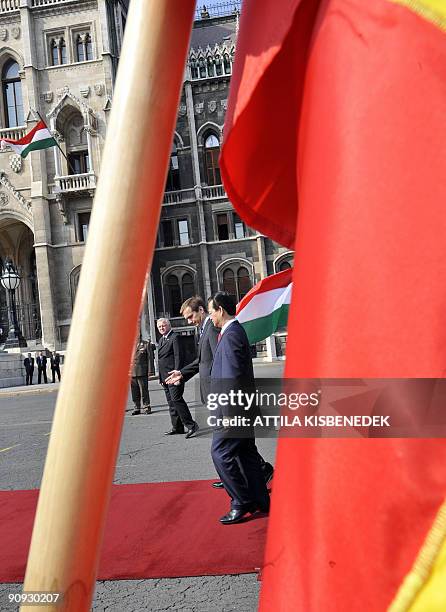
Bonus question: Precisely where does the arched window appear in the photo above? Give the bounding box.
[190,57,198,79]
[237,266,251,300]
[85,33,93,61]
[76,34,85,62]
[223,53,231,74]
[2,60,24,127]
[164,269,196,316]
[220,263,252,302]
[64,109,89,175]
[215,54,222,76]
[204,133,221,186]
[49,38,67,66]
[207,56,215,77]
[223,268,236,296]
[279,260,291,271]
[165,141,180,191]
[198,56,206,78]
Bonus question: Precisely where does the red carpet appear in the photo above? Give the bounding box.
[0,480,268,582]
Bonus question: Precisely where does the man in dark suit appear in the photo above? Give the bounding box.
[130,338,155,415]
[208,292,270,525]
[24,352,34,385]
[36,351,48,384]
[50,351,61,383]
[166,296,274,489]
[157,318,199,438]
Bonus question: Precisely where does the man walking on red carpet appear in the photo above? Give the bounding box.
[208,291,270,525]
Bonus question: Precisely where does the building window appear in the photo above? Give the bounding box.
[165,142,180,191]
[78,212,91,242]
[216,213,229,240]
[220,264,252,302]
[204,133,221,185]
[68,151,90,175]
[233,213,245,239]
[161,220,174,247]
[49,37,67,66]
[2,60,23,127]
[279,260,291,271]
[165,270,195,316]
[178,219,190,245]
[75,32,93,63]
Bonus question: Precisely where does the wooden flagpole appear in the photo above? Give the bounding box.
[21,1,195,610]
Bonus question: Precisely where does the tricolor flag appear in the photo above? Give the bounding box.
[236,268,292,344]
[1,120,57,158]
[221,0,446,610]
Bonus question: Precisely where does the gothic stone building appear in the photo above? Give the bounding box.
[0,2,291,358]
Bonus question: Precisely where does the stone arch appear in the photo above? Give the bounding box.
[197,121,222,144]
[69,265,81,308]
[0,47,24,74]
[273,251,294,272]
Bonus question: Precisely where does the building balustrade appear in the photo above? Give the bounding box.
[55,172,96,193]
[0,0,19,12]
[31,0,77,6]
[0,126,26,142]
[163,188,196,205]
[201,184,226,199]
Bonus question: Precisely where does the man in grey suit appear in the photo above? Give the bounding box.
[130,338,155,415]
[157,318,199,438]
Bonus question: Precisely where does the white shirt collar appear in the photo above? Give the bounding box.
[221,318,236,336]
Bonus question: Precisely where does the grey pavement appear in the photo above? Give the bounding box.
[0,362,282,611]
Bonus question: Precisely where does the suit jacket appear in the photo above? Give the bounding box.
[36,356,47,370]
[157,332,186,384]
[131,341,155,377]
[50,354,60,369]
[24,357,34,372]
[210,320,257,424]
[181,317,219,403]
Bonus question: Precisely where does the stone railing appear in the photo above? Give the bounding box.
[162,188,195,205]
[0,0,19,12]
[31,0,76,6]
[55,173,96,193]
[201,184,226,200]
[0,126,27,142]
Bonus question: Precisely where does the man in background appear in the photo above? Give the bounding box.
[24,352,34,385]
[36,350,48,384]
[130,337,154,415]
[50,351,61,383]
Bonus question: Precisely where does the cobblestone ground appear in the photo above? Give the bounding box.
[0,362,282,611]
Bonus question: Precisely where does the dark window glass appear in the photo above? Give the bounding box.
[237,267,251,300]
[207,57,214,77]
[76,35,85,62]
[165,143,180,191]
[161,220,173,247]
[279,260,292,271]
[68,151,90,175]
[166,275,181,316]
[190,58,198,79]
[60,38,67,64]
[78,212,91,242]
[199,57,206,78]
[216,213,229,240]
[86,34,93,60]
[233,213,245,239]
[204,134,221,185]
[215,55,222,76]
[182,273,194,300]
[2,60,24,127]
[223,53,231,74]
[223,268,236,296]
[51,40,59,66]
[178,219,189,245]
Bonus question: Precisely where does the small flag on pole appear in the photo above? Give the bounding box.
[1,120,57,158]
[236,268,292,344]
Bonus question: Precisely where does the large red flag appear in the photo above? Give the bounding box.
[221,0,446,609]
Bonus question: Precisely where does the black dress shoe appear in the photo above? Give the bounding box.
[185,422,199,439]
[164,429,184,435]
[219,507,254,525]
[131,409,141,415]
[212,481,224,489]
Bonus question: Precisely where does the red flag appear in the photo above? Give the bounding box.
[221,0,446,609]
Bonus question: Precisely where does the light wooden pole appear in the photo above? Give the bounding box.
[21,2,195,610]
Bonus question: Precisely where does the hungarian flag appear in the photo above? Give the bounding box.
[1,120,57,158]
[236,268,292,344]
[221,0,446,610]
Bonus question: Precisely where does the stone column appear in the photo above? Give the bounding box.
[257,235,277,361]
[185,81,211,297]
